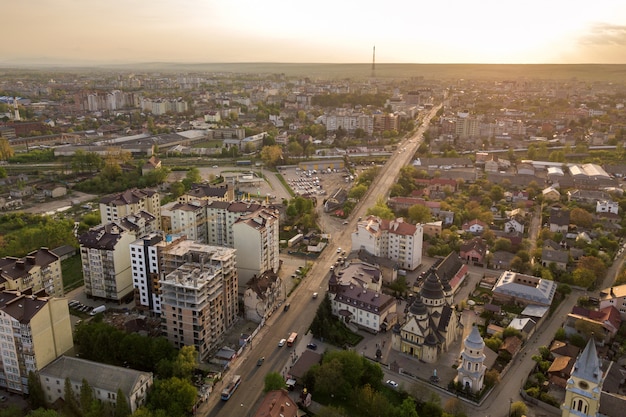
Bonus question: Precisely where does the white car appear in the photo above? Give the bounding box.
[336,247,342,253]
[278,338,287,347]
[386,380,398,388]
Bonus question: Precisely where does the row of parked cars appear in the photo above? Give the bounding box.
[68,300,92,314]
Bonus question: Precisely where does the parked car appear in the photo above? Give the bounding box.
[306,343,318,350]
[312,292,318,299]
[0,395,6,402]
[386,380,398,388]
[283,303,290,312]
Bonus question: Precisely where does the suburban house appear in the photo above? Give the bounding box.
[564,305,622,345]
[461,219,489,235]
[549,207,570,233]
[460,237,487,265]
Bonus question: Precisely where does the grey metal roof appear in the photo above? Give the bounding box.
[40,356,152,397]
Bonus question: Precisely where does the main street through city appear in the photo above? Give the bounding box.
[200,105,442,416]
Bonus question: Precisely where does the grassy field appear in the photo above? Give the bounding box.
[62,255,84,293]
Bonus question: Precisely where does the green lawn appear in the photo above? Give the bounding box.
[62,255,84,292]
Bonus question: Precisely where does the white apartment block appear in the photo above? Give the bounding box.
[79,222,137,302]
[351,216,423,270]
[99,188,161,229]
[232,208,280,286]
[0,248,64,297]
[130,233,178,314]
[159,244,238,360]
[0,291,73,394]
[600,284,626,320]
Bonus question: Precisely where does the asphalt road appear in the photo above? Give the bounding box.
[200,107,442,416]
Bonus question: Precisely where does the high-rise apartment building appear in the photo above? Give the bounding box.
[159,242,238,360]
[99,188,161,229]
[79,222,136,302]
[0,248,63,297]
[0,291,73,394]
[351,216,423,271]
[232,208,280,286]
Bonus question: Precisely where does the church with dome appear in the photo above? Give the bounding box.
[392,268,462,363]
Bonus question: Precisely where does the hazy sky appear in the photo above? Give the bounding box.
[4,0,626,65]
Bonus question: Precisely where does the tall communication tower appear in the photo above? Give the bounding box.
[371,45,376,78]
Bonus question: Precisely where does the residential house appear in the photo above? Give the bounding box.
[509,317,536,339]
[564,305,621,345]
[461,219,489,235]
[141,156,162,176]
[328,284,396,333]
[243,271,283,323]
[597,200,619,215]
[460,237,487,265]
[252,389,299,417]
[504,218,524,234]
[542,186,561,202]
[422,220,442,238]
[599,284,626,320]
[541,247,569,271]
[549,207,570,233]
[39,356,152,414]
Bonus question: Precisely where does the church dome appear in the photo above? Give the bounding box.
[464,325,485,351]
[409,296,428,316]
[425,333,438,346]
[421,272,444,300]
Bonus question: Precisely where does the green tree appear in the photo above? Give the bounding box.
[0,137,15,160]
[348,184,368,201]
[27,371,47,410]
[63,377,79,416]
[259,145,283,167]
[114,388,131,417]
[510,401,527,417]
[80,378,94,415]
[366,196,394,220]
[172,345,197,380]
[148,377,196,417]
[408,204,432,224]
[181,167,202,190]
[570,208,593,228]
[264,372,286,392]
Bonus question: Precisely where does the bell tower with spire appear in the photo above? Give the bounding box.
[561,337,603,417]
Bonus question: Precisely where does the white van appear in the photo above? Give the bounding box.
[90,305,106,316]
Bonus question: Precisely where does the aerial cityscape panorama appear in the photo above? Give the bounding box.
[2,2,626,417]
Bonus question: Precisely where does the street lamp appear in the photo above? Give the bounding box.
[508,398,513,417]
